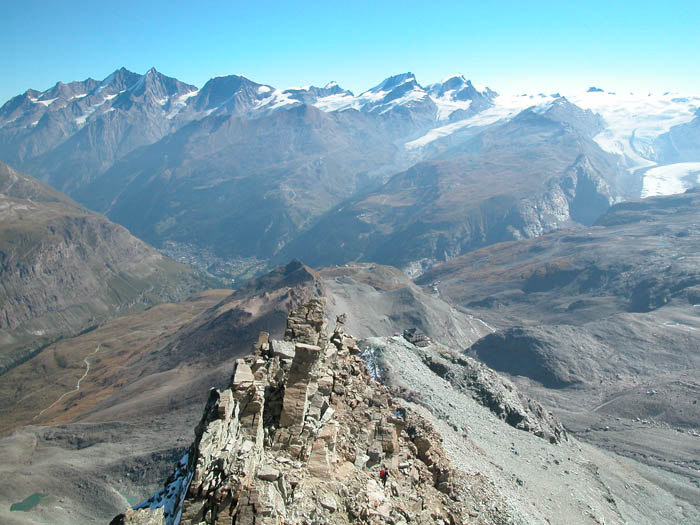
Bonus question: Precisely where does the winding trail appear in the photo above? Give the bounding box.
[33,344,101,420]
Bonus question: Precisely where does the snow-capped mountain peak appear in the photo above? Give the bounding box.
[368,72,418,94]
[423,74,497,121]
[428,74,495,101]
[440,73,467,84]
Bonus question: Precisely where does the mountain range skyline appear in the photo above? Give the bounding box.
[3,1,699,105]
[3,65,699,109]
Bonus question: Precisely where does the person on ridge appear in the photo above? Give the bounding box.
[379,467,389,487]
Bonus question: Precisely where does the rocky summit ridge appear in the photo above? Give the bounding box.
[113,299,529,525]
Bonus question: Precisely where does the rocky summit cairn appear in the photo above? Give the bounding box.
[114,299,481,525]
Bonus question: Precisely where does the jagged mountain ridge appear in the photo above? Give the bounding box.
[0,67,496,197]
[0,68,197,195]
[0,259,501,523]
[117,299,492,524]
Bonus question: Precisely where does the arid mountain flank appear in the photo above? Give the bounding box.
[417,189,700,517]
[0,161,213,375]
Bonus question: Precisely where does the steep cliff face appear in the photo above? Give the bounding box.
[501,155,615,240]
[115,300,516,525]
[0,162,212,374]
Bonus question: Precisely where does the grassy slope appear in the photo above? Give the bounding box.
[0,289,231,436]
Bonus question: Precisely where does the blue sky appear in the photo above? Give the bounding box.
[2,1,698,103]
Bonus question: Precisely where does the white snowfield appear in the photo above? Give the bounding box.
[431,93,472,121]
[405,92,550,149]
[31,97,58,107]
[641,162,700,197]
[254,88,298,111]
[405,88,700,198]
[312,91,357,112]
[570,91,699,173]
[407,89,698,157]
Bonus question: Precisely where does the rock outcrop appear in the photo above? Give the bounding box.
[114,300,512,524]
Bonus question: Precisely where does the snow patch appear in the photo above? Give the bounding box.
[73,92,121,125]
[134,453,193,525]
[35,97,58,107]
[360,346,383,381]
[165,89,199,119]
[312,92,356,112]
[0,116,20,129]
[254,89,299,111]
[74,115,90,125]
[375,87,428,115]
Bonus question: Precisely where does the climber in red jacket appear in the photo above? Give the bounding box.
[379,467,389,487]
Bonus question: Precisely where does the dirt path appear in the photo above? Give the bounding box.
[592,397,618,413]
[34,344,101,420]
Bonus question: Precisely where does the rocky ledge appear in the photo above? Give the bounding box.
[112,300,538,524]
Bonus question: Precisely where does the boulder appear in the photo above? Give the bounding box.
[257,465,280,481]
[232,360,255,391]
[271,339,296,361]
